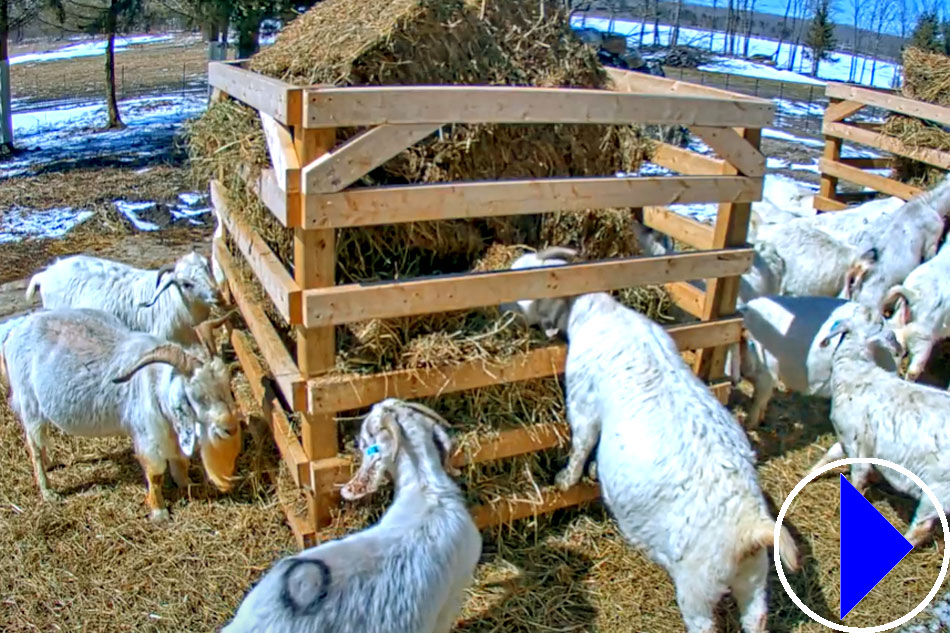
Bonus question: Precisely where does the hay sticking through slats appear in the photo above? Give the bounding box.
[884,47,950,186]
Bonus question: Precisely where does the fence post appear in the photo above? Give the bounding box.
[818,97,844,212]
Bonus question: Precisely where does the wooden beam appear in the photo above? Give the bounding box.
[839,157,892,169]
[303,124,440,194]
[260,112,301,192]
[665,280,706,317]
[606,67,766,103]
[823,121,950,171]
[308,318,742,414]
[208,62,302,126]
[211,180,301,324]
[690,126,767,177]
[693,128,759,379]
[823,99,865,123]
[231,329,310,488]
[819,120,843,205]
[304,85,776,129]
[813,194,849,212]
[642,205,715,250]
[303,176,764,229]
[818,158,923,200]
[241,166,294,227]
[650,141,726,175]
[450,423,568,468]
[826,82,950,127]
[303,248,753,327]
[214,238,307,411]
[470,483,601,530]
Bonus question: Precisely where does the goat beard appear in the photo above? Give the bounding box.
[200,428,242,492]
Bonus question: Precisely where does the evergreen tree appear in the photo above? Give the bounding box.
[805,0,835,77]
[910,12,940,53]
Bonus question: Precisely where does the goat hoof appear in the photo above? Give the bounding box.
[149,508,170,523]
[554,469,577,492]
[587,461,598,482]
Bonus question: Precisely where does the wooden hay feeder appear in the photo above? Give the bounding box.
[815,82,950,211]
[207,60,774,548]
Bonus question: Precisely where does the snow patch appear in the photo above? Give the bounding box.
[115,200,160,231]
[0,207,94,243]
[11,35,174,65]
[700,57,826,86]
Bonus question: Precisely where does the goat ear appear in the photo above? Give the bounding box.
[431,425,460,477]
[819,319,850,348]
[282,559,331,615]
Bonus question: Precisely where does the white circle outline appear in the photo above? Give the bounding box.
[773,457,950,633]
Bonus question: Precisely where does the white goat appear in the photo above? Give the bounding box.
[0,308,241,520]
[811,316,950,547]
[844,176,950,309]
[738,296,900,428]
[26,252,222,349]
[506,247,800,633]
[880,239,950,381]
[223,398,481,633]
[631,222,783,306]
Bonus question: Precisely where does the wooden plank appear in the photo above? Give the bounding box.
[208,61,302,126]
[214,238,307,411]
[303,124,439,194]
[694,128,759,379]
[304,176,764,229]
[819,134,843,203]
[260,112,301,192]
[642,205,715,250]
[823,121,950,171]
[211,180,301,324]
[839,157,892,169]
[813,194,849,212]
[302,248,753,328]
[450,423,568,468]
[240,165,292,227]
[231,329,311,488]
[690,126,767,177]
[308,318,742,414]
[823,99,865,123]
[665,280,706,317]
[818,158,923,200]
[311,458,353,495]
[304,85,776,129]
[710,379,732,405]
[606,67,766,103]
[470,483,601,530]
[649,141,726,175]
[826,82,950,127]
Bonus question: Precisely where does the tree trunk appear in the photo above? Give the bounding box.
[651,0,660,46]
[774,0,793,61]
[743,0,756,57]
[671,0,683,47]
[0,0,12,152]
[104,4,123,130]
[710,0,718,51]
[237,14,260,59]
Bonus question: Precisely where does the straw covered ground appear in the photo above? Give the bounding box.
[2,363,946,632]
[884,48,950,187]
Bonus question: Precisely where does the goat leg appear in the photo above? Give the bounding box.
[25,428,59,502]
[138,455,170,522]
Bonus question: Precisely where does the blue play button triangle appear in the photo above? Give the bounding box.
[840,473,914,618]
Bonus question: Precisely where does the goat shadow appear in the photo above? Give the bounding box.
[455,510,597,633]
[737,389,834,463]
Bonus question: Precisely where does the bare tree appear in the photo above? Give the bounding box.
[1,0,39,152]
[774,0,795,62]
[670,0,683,47]
[743,0,757,57]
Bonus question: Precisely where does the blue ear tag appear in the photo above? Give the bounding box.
[829,319,843,332]
[365,444,380,456]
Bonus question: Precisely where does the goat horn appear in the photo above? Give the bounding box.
[154,263,177,288]
[140,275,181,309]
[399,400,455,428]
[112,344,202,384]
[536,246,578,262]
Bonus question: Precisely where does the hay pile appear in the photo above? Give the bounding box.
[884,48,950,187]
[187,0,667,379]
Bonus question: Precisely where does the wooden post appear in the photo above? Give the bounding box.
[292,119,338,533]
[818,98,844,212]
[693,128,759,382]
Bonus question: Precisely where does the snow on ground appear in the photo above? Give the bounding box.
[774,98,826,118]
[699,57,826,86]
[11,35,174,65]
[571,16,900,89]
[115,201,160,231]
[0,207,94,243]
[2,92,207,178]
